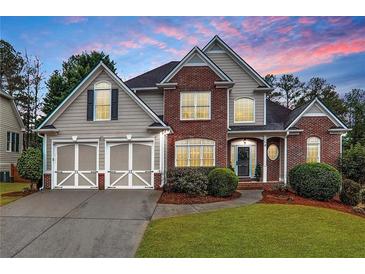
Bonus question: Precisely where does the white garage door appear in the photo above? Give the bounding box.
[54,143,98,189]
[106,141,154,189]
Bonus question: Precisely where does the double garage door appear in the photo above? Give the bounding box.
[53,141,153,189]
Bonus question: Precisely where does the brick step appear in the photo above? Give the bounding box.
[237,182,282,190]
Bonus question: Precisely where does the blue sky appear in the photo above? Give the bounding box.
[1,16,365,96]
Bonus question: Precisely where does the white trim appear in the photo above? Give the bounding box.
[229,130,287,134]
[231,139,257,178]
[263,136,267,183]
[253,87,274,92]
[37,62,167,130]
[233,97,255,124]
[285,98,348,130]
[303,112,327,117]
[132,87,159,91]
[160,46,231,84]
[227,89,230,129]
[203,36,270,88]
[263,94,267,125]
[284,134,288,185]
[180,91,211,121]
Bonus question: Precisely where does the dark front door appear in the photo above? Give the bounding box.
[237,147,250,177]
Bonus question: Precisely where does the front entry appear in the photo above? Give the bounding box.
[237,146,250,177]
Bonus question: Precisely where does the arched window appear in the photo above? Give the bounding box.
[234,97,254,123]
[307,137,321,163]
[94,81,111,121]
[175,139,215,167]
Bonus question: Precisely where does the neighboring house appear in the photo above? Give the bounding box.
[0,90,25,182]
[36,35,349,190]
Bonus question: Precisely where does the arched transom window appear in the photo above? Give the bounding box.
[307,137,321,163]
[175,138,215,167]
[94,81,111,121]
[234,97,254,123]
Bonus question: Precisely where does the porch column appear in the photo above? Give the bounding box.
[284,135,288,185]
[263,135,267,182]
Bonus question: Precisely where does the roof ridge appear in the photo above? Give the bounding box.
[125,61,179,82]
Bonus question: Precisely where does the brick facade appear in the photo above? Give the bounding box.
[287,116,341,172]
[98,173,105,190]
[267,138,281,182]
[44,173,51,189]
[11,164,32,183]
[164,66,228,169]
[154,173,162,190]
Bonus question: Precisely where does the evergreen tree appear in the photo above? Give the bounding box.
[42,51,117,117]
[297,77,347,119]
[276,74,305,109]
[344,89,365,147]
[264,74,281,101]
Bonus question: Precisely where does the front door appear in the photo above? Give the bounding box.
[237,147,250,177]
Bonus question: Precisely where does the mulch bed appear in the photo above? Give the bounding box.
[1,190,34,198]
[260,189,365,218]
[158,191,242,204]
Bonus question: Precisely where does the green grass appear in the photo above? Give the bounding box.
[136,204,365,258]
[0,182,30,206]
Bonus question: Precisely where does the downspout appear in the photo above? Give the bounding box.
[37,132,45,190]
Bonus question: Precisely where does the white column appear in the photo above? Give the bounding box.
[284,136,288,185]
[263,136,267,182]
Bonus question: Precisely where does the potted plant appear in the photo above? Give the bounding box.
[254,164,262,181]
[17,147,43,191]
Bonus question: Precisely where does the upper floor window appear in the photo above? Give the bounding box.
[180,92,211,120]
[307,137,320,163]
[175,138,215,167]
[94,81,111,121]
[234,97,254,123]
[6,132,19,152]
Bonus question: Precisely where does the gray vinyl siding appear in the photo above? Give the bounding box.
[136,90,163,115]
[44,69,162,172]
[306,102,323,115]
[0,96,23,173]
[207,52,265,126]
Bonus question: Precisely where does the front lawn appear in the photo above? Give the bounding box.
[0,182,30,206]
[136,204,365,258]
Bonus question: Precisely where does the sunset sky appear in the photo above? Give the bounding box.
[2,16,365,96]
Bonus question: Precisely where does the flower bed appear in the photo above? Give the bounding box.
[158,191,241,204]
[260,188,365,218]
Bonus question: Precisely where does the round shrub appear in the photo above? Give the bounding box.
[339,143,365,185]
[17,147,43,190]
[207,168,239,197]
[340,179,361,206]
[289,163,341,201]
[165,168,213,196]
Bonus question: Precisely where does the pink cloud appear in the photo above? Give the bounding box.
[298,17,317,25]
[63,16,88,25]
[194,22,215,37]
[210,18,241,37]
[118,40,142,49]
[155,25,185,40]
[138,35,167,49]
[276,25,294,34]
[242,16,289,33]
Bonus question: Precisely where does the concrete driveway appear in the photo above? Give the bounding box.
[0,190,161,258]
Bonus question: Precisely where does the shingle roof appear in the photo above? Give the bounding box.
[284,99,314,128]
[125,61,179,89]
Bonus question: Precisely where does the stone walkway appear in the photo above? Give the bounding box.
[152,190,262,220]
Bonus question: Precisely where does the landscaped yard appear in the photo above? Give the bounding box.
[137,204,365,258]
[0,182,30,206]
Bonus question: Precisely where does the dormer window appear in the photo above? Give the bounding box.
[94,81,111,121]
[234,97,255,123]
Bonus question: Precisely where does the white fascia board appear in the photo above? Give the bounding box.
[285,98,348,130]
[37,62,103,130]
[132,87,159,91]
[160,46,231,84]
[203,36,270,88]
[228,130,287,134]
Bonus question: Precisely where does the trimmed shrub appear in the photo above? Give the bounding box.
[17,147,43,190]
[340,179,361,206]
[207,168,239,197]
[339,143,365,185]
[360,189,365,204]
[289,163,341,201]
[254,164,262,181]
[165,167,215,196]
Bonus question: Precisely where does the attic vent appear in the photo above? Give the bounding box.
[186,54,206,65]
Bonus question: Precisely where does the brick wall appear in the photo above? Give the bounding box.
[287,116,341,172]
[98,173,105,190]
[267,138,280,181]
[164,66,228,169]
[11,164,32,183]
[154,173,162,190]
[44,173,51,189]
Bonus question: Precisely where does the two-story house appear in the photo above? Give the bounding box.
[36,35,349,190]
[0,90,24,182]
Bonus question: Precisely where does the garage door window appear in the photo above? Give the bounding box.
[175,139,215,167]
[94,81,111,121]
